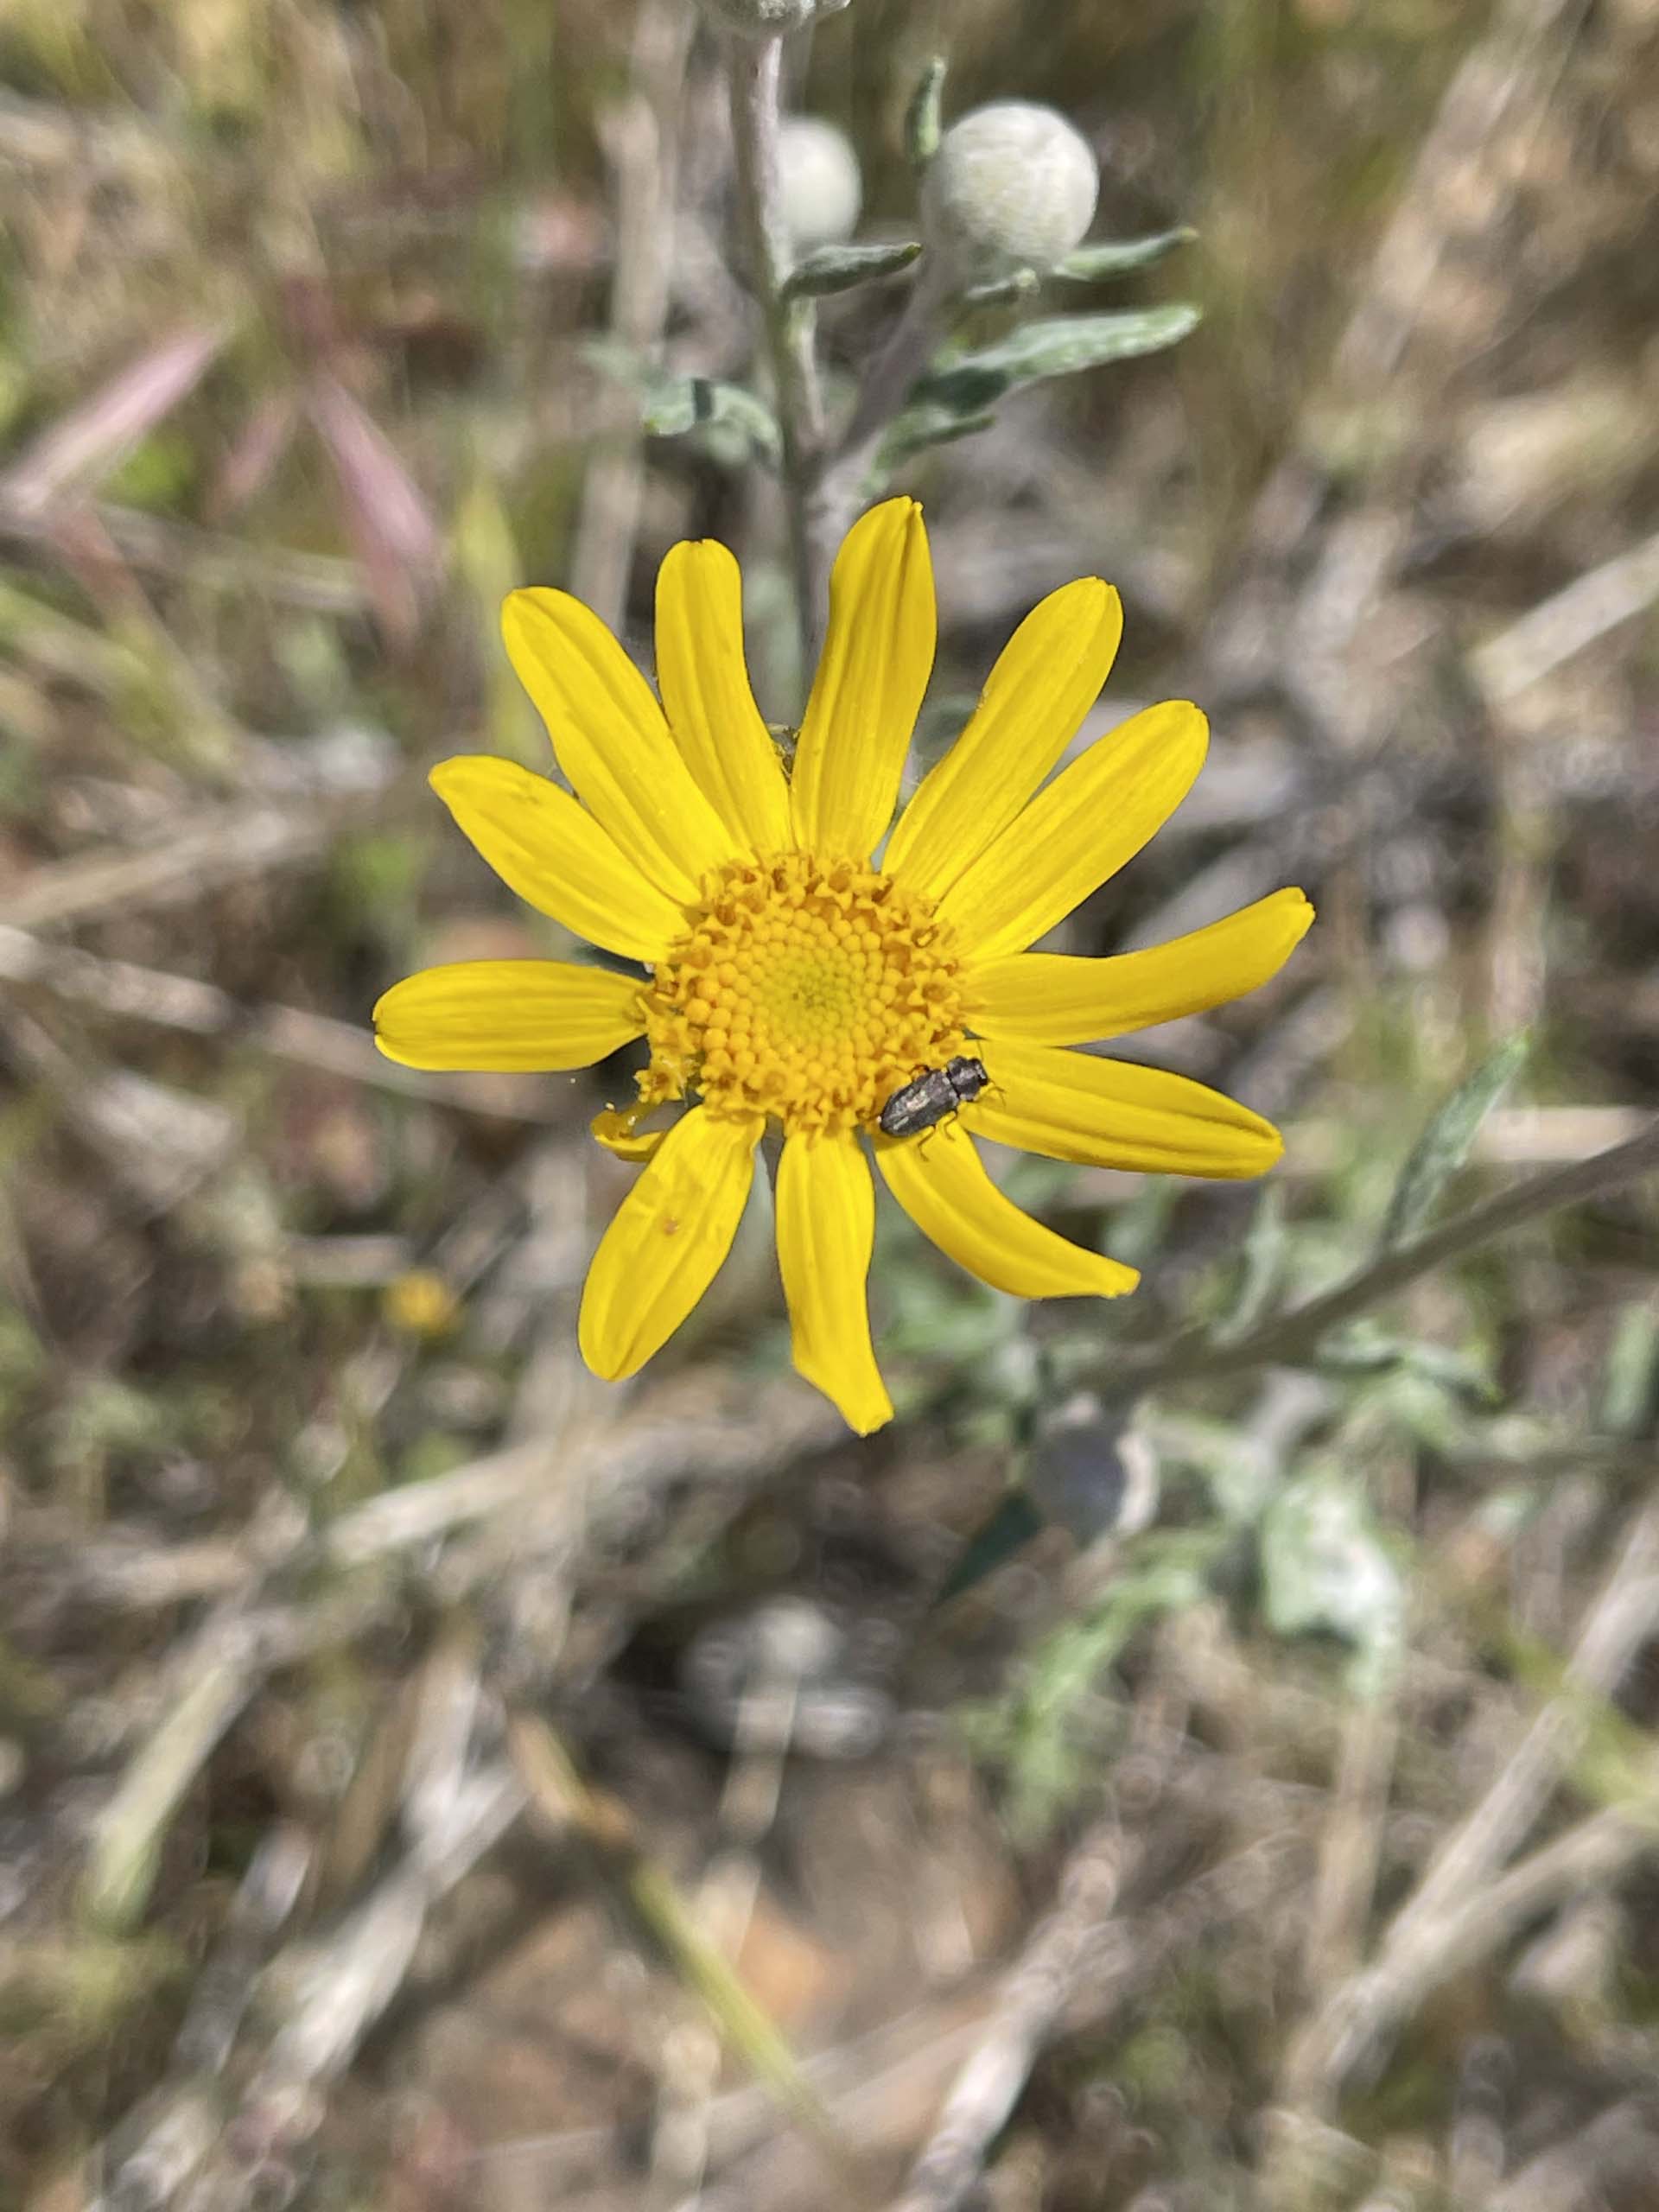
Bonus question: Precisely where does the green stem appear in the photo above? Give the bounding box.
[721,32,827,672]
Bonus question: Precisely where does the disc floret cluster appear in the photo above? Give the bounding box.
[641,851,964,1138]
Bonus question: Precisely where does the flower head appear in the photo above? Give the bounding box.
[777,115,863,252]
[922,101,1100,282]
[375,501,1312,1433]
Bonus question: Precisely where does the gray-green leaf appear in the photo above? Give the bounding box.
[1378,1031,1529,1252]
[876,400,997,472]
[642,377,781,466]
[1216,1184,1287,1344]
[1055,228,1196,282]
[915,303,1201,414]
[1260,1470,1404,1699]
[784,240,923,302]
[906,56,946,170]
[959,269,1040,309]
[1314,1324,1497,1402]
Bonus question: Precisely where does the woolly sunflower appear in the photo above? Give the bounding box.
[375,499,1311,1433]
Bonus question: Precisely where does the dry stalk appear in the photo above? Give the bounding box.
[1300,1694,1401,2006]
[0,498,365,610]
[156,1652,523,2212]
[0,924,559,1122]
[1284,1498,1659,2103]
[1487,2094,1659,2212]
[509,1711,861,2191]
[1470,528,1659,707]
[0,771,409,933]
[886,1801,1309,2212]
[571,0,696,628]
[883,1813,1149,2212]
[1205,0,1584,727]
[86,1827,312,2212]
[79,1588,378,1933]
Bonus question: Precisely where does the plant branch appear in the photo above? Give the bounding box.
[721,32,826,667]
[1283,1499,1659,2102]
[1116,1116,1659,1397]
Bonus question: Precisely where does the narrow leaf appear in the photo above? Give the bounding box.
[1379,1032,1530,1252]
[1,324,226,514]
[308,375,444,652]
[509,1715,839,2152]
[959,269,1040,309]
[915,303,1201,414]
[938,1487,1045,1604]
[1056,227,1196,282]
[451,469,542,767]
[642,376,780,466]
[206,389,299,523]
[784,239,922,301]
[1215,1184,1287,1344]
[876,400,996,473]
[1314,1325,1497,1402]
[906,56,946,169]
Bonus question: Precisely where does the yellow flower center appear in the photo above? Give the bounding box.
[640,852,966,1137]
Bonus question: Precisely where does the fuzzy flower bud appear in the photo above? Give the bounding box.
[700,0,849,36]
[777,115,863,251]
[921,100,1099,282]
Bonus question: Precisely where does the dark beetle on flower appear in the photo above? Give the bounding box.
[878,1055,990,1139]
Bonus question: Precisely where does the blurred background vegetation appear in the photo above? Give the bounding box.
[3,1,1659,2207]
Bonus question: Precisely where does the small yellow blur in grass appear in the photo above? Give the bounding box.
[383,1268,459,1338]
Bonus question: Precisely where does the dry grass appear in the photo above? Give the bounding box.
[4,2,1659,2207]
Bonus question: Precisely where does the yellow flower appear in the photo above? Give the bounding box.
[375,499,1312,1434]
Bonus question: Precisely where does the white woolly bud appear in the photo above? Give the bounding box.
[776,115,863,251]
[921,100,1100,281]
[700,0,849,37]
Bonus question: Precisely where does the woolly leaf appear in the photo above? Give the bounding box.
[1379,1032,1529,1252]
[1260,1470,1404,1699]
[906,56,946,170]
[784,240,922,301]
[915,303,1201,413]
[642,377,780,466]
[959,268,1039,310]
[876,399,997,471]
[1055,227,1196,281]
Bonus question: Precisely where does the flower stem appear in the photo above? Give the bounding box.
[721,32,827,671]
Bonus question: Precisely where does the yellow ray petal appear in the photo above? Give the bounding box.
[374,960,645,1071]
[974,1039,1282,1178]
[776,1135,893,1435]
[789,499,935,862]
[655,539,791,854]
[877,1118,1139,1299]
[884,578,1122,900]
[591,1104,671,1163]
[965,887,1314,1046]
[502,588,733,898]
[938,701,1208,963]
[579,1107,760,1379]
[429,754,685,964]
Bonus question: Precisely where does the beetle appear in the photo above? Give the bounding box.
[877,1054,990,1139]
